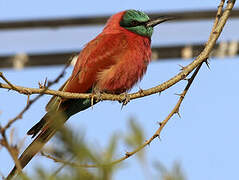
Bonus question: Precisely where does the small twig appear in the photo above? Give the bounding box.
[50,156,75,177]
[1,60,71,133]
[0,72,23,93]
[26,95,30,106]
[0,131,23,176]
[41,151,98,168]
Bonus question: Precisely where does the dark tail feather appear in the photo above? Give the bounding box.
[6,110,68,180]
[6,121,59,180]
[6,98,94,179]
[27,115,47,138]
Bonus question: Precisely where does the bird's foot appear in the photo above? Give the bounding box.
[119,92,130,109]
[91,89,103,108]
[94,90,103,102]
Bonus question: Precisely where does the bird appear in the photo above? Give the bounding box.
[6,9,173,179]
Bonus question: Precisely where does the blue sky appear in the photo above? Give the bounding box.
[0,0,239,180]
[0,0,221,20]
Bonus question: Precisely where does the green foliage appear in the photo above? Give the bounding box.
[16,119,185,180]
[124,118,145,161]
[154,161,186,180]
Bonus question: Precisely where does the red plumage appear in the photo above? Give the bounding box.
[65,11,151,94]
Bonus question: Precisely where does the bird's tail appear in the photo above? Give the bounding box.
[6,112,64,180]
[6,98,94,179]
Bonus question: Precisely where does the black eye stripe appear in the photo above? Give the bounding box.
[131,20,139,26]
[124,20,149,28]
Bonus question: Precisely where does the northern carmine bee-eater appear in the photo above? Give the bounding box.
[6,9,173,179]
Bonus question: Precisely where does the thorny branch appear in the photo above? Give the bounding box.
[39,0,235,169]
[0,57,72,178]
[109,0,234,167]
[0,1,235,104]
[1,59,71,132]
[0,130,24,176]
[42,61,204,169]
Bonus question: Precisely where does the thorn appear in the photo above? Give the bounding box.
[158,121,163,126]
[44,77,48,87]
[181,72,187,79]
[158,92,161,96]
[204,60,211,70]
[176,111,181,118]
[38,81,43,89]
[38,78,47,89]
[216,14,221,19]
[125,152,130,157]
[178,64,186,71]
[175,93,185,98]
[18,114,23,119]
[183,78,190,81]
[157,135,161,141]
[26,95,30,105]
[138,87,145,95]
[121,103,125,110]
[120,92,130,109]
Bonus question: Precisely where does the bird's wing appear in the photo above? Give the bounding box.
[46,32,128,111]
[63,32,128,93]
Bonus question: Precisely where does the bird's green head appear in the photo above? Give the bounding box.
[120,9,174,38]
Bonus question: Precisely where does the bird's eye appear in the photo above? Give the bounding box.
[131,20,139,26]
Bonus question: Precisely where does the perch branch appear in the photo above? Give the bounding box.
[40,0,235,168]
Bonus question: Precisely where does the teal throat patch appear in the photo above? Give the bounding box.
[120,10,153,37]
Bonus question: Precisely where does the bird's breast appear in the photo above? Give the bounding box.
[96,35,151,94]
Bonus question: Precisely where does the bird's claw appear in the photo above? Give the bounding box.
[94,91,103,102]
[90,90,102,108]
[120,92,130,109]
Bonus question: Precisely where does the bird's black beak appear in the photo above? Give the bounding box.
[145,16,175,27]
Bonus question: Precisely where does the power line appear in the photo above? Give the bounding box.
[0,41,238,69]
[0,9,239,30]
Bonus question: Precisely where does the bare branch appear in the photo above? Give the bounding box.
[1,60,70,132]
[0,72,28,94]
[39,0,236,169]
[0,130,23,176]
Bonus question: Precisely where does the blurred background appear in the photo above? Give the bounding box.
[0,0,239,179]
